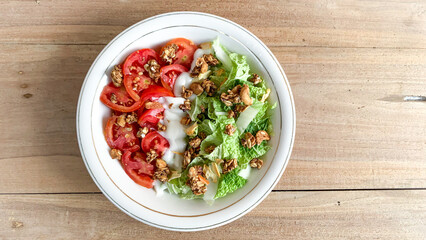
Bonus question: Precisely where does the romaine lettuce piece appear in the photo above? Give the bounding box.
[198,119,218,135]
[228,53,251,82]
[189,94,207,121]
[214,168,247,199]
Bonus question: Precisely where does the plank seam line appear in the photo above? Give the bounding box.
[272,188,426,192]
[0,42,425,50]
[0,188,425,195]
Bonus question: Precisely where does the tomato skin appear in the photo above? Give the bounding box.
[122,151,155,176]
[121,151,154,188]
[122,49,159,101]
[141,131,170,156]
[124,74,152,101]
[139,85,174,106]
[104,116,140,152]
[160,64,188,91]
[100,83,144,112]
[160,38,197,68]
[137,108,165,129]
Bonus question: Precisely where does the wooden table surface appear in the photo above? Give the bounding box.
[1,0,425,239]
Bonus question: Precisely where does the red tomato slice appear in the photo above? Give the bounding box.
[138,108,165,129]
[122,151,155,176]
[141,131,170,156]
[100,83,144,112]
[104,116,140,152]
[139,85,174,106]
[123,49,159,101]
[160,64,188,91]
[124,74,152,101]
[160,38,197,68]
[121,151,154,188]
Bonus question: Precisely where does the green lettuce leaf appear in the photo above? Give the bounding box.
[200,132,223,161]
[209,66,229,87]
[198,119,217,135]
[189,94,208,121]
[228,53,251,82]
[167,157,207,199]
[207,97,226,120]
[214,168,247,199]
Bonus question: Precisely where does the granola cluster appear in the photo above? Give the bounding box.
[191,54,219,77]
[160,43,178,64]
[250,158,263,169]
[241,130,270,148]
[189,137,202,149]
[157,122,167,131]
[220,84,253,108]
[249,73,262,85]
[145,101,163,109]
[179,99,191,111]
[186,166,208,195]
[125,112,138,124]
[144,59,160,82]
[153,159,170,182]
[205,145,216,154]
[220,85,242,106]
[222,158,238,174]
[189,82,204,95]
[146,149,158,163]
[180,115,191,125]
[181,86,193,99]
[241,132,256,148]
[110,149,122,160]
[111,65,123,87]
[183,140,201,168]
[201,79,217,96]
[224,124,236,136]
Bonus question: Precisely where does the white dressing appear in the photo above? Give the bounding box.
[162,149,174,165]
[158,96,188,170]
[173,72,193,97]
[238,166,251,179]
[153,180,168,196]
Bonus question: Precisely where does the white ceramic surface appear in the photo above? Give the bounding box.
[76,12,295,231]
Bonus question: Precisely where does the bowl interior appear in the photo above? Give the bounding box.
[91,26,282,216]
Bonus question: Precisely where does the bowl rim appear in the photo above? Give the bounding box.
[76,11,296,231]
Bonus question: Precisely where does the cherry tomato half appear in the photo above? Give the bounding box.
[138,108,165,129]
[121,151,154,188]
[141,131,170,156]
[160,38,197,69]
[160,64,188,91]
[139,85,174,106]
[123,49,159,101]
[104,116,140,152]
[100,83,144,112]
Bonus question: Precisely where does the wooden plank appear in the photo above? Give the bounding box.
[276,46,426,189]
[0,191,425,239]
[0,44,425,193]
[0,0,425,48]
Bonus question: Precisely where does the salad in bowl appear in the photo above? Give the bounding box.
[77,12,294,231]
[101,37,274,204]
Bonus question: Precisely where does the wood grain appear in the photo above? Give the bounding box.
[0,191,425,239]
[0,44,424,193]
[0,0,425,48]
[0,0,425,238]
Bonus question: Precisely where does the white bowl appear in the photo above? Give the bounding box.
[77,12,295,231]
